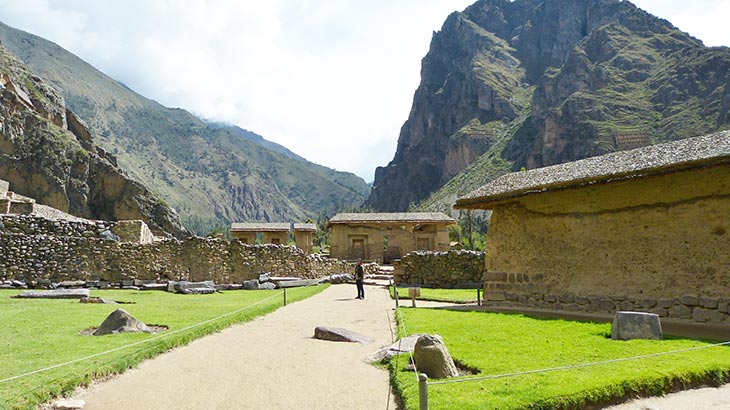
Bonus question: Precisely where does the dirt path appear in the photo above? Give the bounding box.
[601,384,730,410]
[75,284,398,410]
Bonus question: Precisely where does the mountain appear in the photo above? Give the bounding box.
[0,21,370,233]
[0,44,189,237]
[367,0,730,211]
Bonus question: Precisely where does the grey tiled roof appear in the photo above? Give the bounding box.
[230,222,290,232]
[456,129,730,208]
[327,212,455,226]
[293,223,317,232]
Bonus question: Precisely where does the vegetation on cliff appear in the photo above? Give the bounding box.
[369,0,730,212]
[0,21,370,233]
[0,45,188,237]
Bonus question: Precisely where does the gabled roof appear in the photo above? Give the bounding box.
[326,212,455,227]
[230,222,290,232]
[293,223,317,232]
[455,130,730,209]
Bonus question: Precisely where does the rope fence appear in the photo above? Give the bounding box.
[392,293,730,410]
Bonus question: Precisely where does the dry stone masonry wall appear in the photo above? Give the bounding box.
[393,250,484,288]
[0,214,354,286]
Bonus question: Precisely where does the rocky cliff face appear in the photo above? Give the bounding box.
[0,45,189,237]
[0,22,370,234]
[368,0,730,211]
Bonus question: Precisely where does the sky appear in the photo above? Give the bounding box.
[0,1,727,182]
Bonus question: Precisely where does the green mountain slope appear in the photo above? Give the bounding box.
[0,21,369,233]
[368,0,730,212]
[0,44,188,237]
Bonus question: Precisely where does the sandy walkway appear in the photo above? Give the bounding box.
[601,384,730,410]
[76,284,398,410]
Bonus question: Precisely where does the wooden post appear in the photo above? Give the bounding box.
[418,373,429,410]
[283,288,287,306]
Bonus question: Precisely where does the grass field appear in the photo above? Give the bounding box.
[391,287,480,304]
[0,286,326,409]
[391,308,730,410]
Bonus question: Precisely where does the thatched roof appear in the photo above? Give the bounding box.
[230,222,290,232]
[456,130,730,209]
[327,212,455,227]
[293,223,317,232]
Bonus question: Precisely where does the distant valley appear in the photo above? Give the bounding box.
[0,21,370,234]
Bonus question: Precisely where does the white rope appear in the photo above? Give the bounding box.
[0,290,286,385]
[428,340,730,386]
[396,307,420,383]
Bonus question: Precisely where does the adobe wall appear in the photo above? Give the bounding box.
[0,214,355,284]
[393,250,484,288]
[482,163,730,324]
[330,224,451,262]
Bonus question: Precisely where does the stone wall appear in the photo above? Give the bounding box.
[0,214,356,285]
[480,162,730,324]
[393,250,484,288]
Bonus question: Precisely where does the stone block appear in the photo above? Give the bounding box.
[413,334,458,379]
[599,299,616,311]
[708,310,726,323]
[242,279,259,290]
[700,298,719,309]
[484,271,507,282]
[656,299,674,308]
[692,307,709,322]
[575,296,589,305]
[543,294,557,303]
[668,305,692,319]
[485,291,506,301]
[718,301,729,313]
[560,294,575,304]
[637,299,657,309]
[17,289,89,299]
[679,295,699,306]
[611,311,662,341]
[314,326,371,343]
[649,307,668,317]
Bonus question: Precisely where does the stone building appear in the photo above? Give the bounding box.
[230,223,290,245]
[293,223,316,254]
[327,212,455,263]
[454,130,730,313]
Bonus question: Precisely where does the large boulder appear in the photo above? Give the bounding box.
[611,311,663,340]
[413,334,458,379]
[313,326,371,343]
[93,309,151,336]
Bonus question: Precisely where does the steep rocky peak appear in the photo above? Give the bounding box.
[368,0,730,212]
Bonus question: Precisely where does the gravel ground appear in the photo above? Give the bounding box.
[72,284,398,410]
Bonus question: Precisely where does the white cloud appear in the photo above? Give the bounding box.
[0,0,727,181]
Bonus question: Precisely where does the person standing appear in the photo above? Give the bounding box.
[355,259,365,299]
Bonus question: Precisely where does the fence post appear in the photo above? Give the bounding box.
[477,287,481,306]
[419,373,428,410]
[283,288,287,306]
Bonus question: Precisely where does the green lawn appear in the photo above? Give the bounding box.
[0,286,326,409]
[391,308,730,410]
[391,286,480,304]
